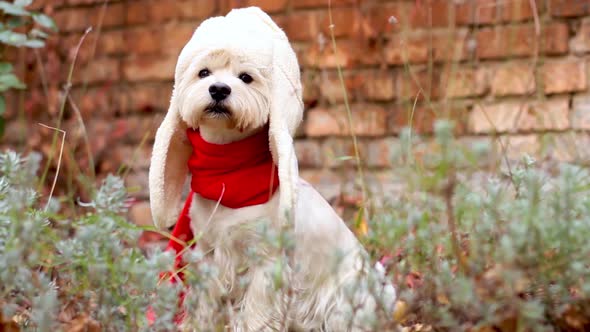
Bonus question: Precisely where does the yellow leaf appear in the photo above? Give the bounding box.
[393,300,408,323]
[354,208,368,236]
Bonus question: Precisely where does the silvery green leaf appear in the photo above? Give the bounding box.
[32,13,57,31]
[15,0,33,6]
[23,38,44,48]
[29,28,48,38]
[0,1,30,16]
[0,72,25,90]
[0,62,12,73]
[0,30,27,46]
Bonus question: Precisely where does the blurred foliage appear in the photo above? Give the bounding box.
[370,121,590,331]
[0,0,56,136]
[1,121,590,330]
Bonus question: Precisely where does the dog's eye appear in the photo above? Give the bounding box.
[238,73,253,84]
[198,69,210,78]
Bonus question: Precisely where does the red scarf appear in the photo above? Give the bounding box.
[149,127,279,324]
[186,127,280,208]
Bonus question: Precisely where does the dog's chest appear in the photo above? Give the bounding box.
[188,191,280,249]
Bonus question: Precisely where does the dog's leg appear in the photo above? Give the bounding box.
[233,260,292,332]
[321,259,396,332]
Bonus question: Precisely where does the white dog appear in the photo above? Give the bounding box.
[149,7,395,331]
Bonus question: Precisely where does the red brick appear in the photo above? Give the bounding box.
[396,67,441,101]
[366,138,399,168]
[54,8,91,32]
[476,22,568,59]
[550,0,590,17]
[431,29,470,62]
[321,138,365,168]
[72,57,120,84]
[126,27,162,55]
[544,23,570,55]
[109,144,152,172]
[59,34,91,63]
[120,83,173,113]
[490,62,536,96]
[304,40,357,68]
[390,103,468,135]
[542,60,587,94]
[366,2,406,34]
[456,0,501,25]
[301,70,320,104]
[298,169,342,203]
[359,70,396,102]
[572,94,590,129]
[113,114,164,144]
[443,67,488,98]
[177,0,217,19]
[66,0,103,4]
[126,1,150,25]
[501,0,541,22]
[304,105,388,137]
[162,23,196,55]
[54,3,124,32]
[93,2,125,28]
[127,0,210,24]
[293,0,355,10]
[496,135,540,160]
[469,98,570,133]
[545,133,590,164]
[282,11,319,42]
[149,0,180,23]
[319,7,358,38]
[97,30,125,55]
[123,55,176,82]
[228,0,288,13]
[295,139,323,168]
[70,86,121,117]
[571,18,590,54]
[384,29,469,65]
[318,71,361,104]
[408,0,450,28]
[61,31,123,63]
[384,33,428,65]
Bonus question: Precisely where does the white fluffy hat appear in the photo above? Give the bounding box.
[149,7,303,229]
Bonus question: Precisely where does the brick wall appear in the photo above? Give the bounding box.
[6,0,590,224]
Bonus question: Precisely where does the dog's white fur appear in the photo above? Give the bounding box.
[149,7,395,331]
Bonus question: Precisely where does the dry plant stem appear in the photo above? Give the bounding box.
[407,91,421,163]
[327,0,369,219]
[38,27,92,192]
[37,123,66,212]
[117,130,151,179]
[67,95,95,180]
[476,101,521,197]
[33,49,50,104]
[443,172,469,275]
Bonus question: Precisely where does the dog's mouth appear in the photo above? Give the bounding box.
[204,104,232,118]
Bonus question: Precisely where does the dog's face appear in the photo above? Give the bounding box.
[176,49,271,133]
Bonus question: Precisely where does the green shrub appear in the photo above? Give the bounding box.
[371,121,590,331]
[0,151,180,331]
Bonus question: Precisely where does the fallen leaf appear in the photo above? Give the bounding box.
[62,314,101,332]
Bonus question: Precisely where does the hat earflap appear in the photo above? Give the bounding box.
[267,29,304,226]
[149,90,191,229]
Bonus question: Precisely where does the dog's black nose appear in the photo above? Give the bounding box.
[209,83,231,101]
